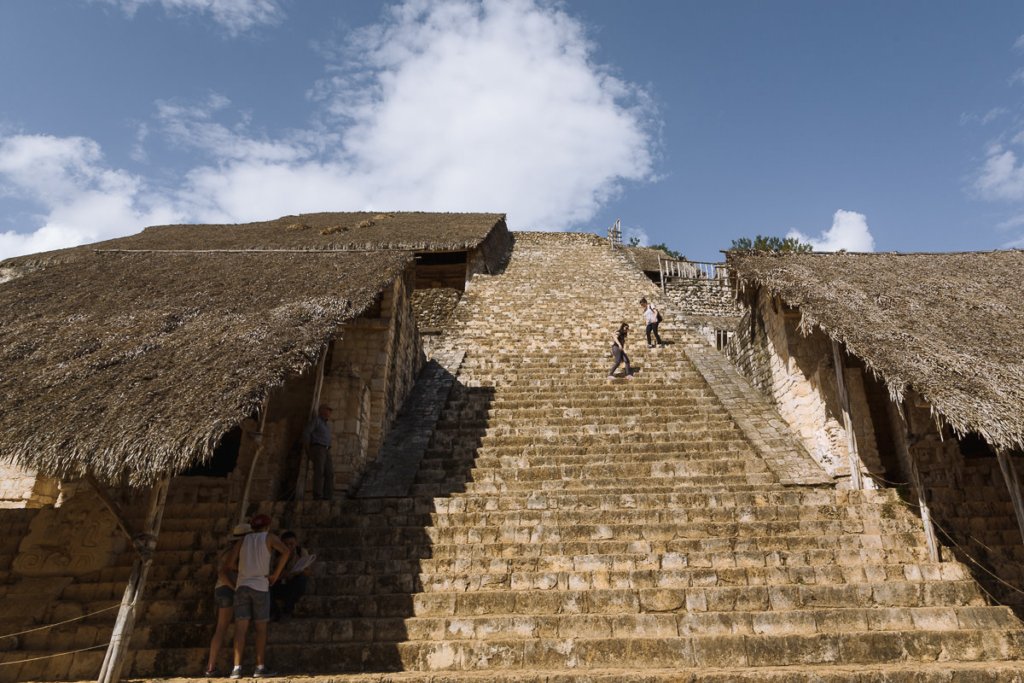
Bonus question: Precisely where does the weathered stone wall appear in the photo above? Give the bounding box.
[894,394,1024,611]
[317,269,424,494]
[474,218,513,276]
[0,464,59,508]
[664,278,741,318]
[724,288,884,484]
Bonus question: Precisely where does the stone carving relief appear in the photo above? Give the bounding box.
[12,488,117,577]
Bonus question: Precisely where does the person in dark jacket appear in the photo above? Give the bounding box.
[608,322,635,380]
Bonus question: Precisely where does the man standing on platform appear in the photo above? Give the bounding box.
[303,403,334,501]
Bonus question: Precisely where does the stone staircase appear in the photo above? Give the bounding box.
[5,231,1024,681]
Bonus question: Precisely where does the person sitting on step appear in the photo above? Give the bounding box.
[608,322,635,380]
[271,530,314,621]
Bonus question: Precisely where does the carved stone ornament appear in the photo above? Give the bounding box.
[12,488,117,577]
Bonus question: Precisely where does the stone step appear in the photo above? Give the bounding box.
[459,461,773,483]
[437,448,761,470]
[112,628,1024,676]
[444,440,756,459]
[105,662,1024,683]
[472,430,751,449]
[432,487,895,512]
[438,413,742,431]
[459,474,780,493]
[412,481,782,497]
[126,605,1020,652]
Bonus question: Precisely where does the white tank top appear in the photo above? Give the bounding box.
[237,531,270,592]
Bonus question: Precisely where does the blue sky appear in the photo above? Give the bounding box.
[2,0,1024,261]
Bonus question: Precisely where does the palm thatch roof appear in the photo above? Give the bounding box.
[624,246,673,273]
[0,249,412,486]
[728,250,1024,451]
[107,211,503,251]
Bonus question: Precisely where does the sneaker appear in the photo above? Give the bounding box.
[647,343,654,348]
[229,666,243,679]
[203,668,221,678]
[254,665,276,678]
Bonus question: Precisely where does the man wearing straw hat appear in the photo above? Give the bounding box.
[302,403,334,501]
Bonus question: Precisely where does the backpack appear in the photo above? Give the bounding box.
[656,309,663,323]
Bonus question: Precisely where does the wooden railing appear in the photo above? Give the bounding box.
[608,219,622,248]
[659,258,729,282]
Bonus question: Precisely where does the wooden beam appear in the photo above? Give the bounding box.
[995,448,1024,547]
[84,472,138,548]
[831,339,863,490]
[236,398,271,526]
[97,477,170,683]
[295,346,328,502]
[886,400,940,562]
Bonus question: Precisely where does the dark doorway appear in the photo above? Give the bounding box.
[182,426,241,477]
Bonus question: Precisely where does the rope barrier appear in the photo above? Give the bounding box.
[0,604,119,641]
[0,643,108,667]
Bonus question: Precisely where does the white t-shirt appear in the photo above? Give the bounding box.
[644,304,659,324]
[237,531,270,592]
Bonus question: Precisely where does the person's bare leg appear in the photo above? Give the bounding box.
[206,606,233,671]
[233,618,250,667]
[253,621,268,667]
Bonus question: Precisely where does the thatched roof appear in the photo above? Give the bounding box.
[105,211,503,252]
[728,250,1024,451]
[0,249,412,486]
[624,246,673,273]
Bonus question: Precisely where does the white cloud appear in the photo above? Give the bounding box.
[97,0,284,35]
[788,210,876,252]
[4,0,657,258]
[960,107,1008,126]
[623,226,649,247]
[174,0,655,227]
[0,134,181,259]
[974,145,1024,201]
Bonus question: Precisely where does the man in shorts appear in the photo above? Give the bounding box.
[227,514,290,678]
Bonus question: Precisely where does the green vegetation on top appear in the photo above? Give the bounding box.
[730,235,813,253]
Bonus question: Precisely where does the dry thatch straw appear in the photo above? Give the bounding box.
[0,249,412,487]
[88,211,504,254]
[728,249,1024,451]
[624,246,675,273]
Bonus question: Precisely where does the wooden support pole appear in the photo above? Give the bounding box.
[886,400,940,562]
[84,472,138,547]
[995,448,1024,547]
[295,347,328,502]
[237,399,271,526]
[97,477,170,683]
[831,339,863,490]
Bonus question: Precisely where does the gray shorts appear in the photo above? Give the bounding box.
[214,585,234,609]
[234,585,271,622]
